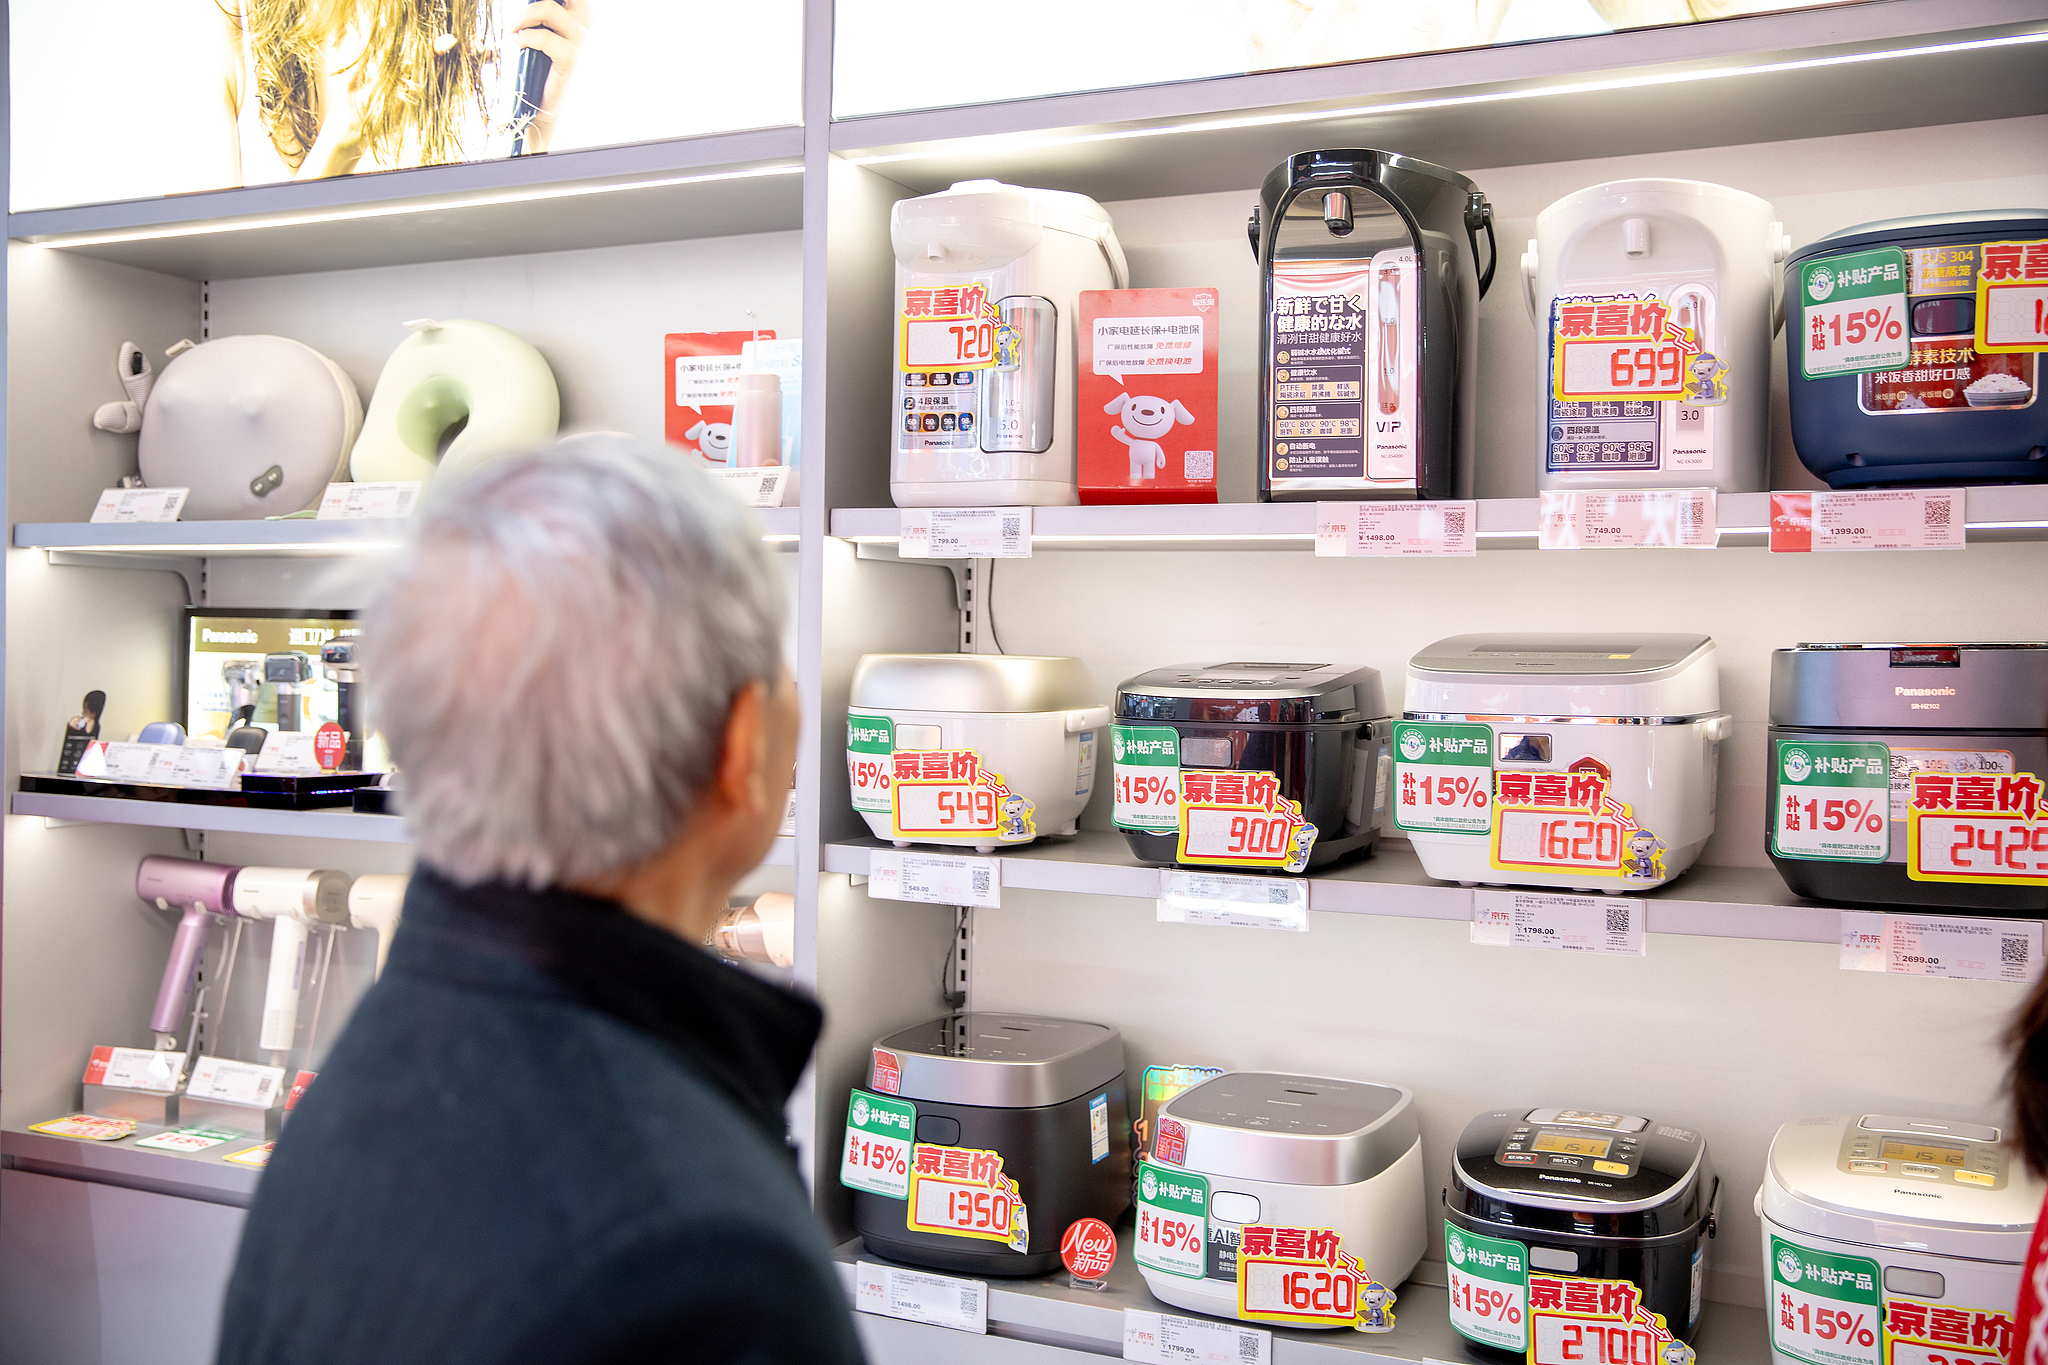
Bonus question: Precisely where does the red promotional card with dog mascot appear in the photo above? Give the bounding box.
[665,330,773,467]
[1078,288,1218,504]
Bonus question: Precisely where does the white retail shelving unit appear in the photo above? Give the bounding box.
[3,0,2046,1360]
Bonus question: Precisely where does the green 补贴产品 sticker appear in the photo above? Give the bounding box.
[1773,741,1889,864]
[847,713,893,815]
[1113,725,1181,834]
[1134,1161,1209,1280]
[1769,1236,1881,1365]
[1800,247,1910,380]
[1393,721,1494,835]
[1444,1221,1529,1351]
[841,1087,916,1200]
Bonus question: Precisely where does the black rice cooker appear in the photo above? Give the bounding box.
[1768,642,2048,913]
[1444,1107,1718,1363]
[1785,211,2047,488]
[854,1013,1131,1277]
[1112,662,1390,873]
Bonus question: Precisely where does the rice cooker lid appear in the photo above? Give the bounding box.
[1787,211,2048,267]
[1407,634,1718,718]
[1449,1108,1713,1242]
[1770,643,2048,731]
[1115,662,1387,723]
[868,1013,1124,1109]
[850,654,1099,715]
[1156,1072,1418,1187]
[1763,1115,2042,1259]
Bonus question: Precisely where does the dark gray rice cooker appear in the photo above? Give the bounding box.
[1446,1107,1719,1361]
[1768,642,2048,913]
[854,1013,1131,1277]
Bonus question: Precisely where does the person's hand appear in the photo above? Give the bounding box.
[509,0,593,154]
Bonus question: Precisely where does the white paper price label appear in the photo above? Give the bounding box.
[184,1055,286,1108]
[1473,890,1645,956]
[899,508,1032,559]
[1538,489,1717,549]
[316,481,420,519]
[1841,912,2042,983]
[94,742,180,783]
[168,747,246,789]
[867,850,1001,908]
[1315,501,1477,557]
[1770,489,1964,552]
[82,1045,184,1093]
[1157,870,1308,932]
[90,487,188,523]
[703,466,795,509]
[854,1261,987,1335]
[1124,1309,1271,1364]
[254,731,322,775]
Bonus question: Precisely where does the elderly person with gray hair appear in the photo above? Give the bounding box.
[216,441,863,1365]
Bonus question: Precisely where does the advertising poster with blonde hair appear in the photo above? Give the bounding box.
[10,0,803,212]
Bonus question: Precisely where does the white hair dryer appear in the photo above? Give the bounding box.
[231,868,355,1057]
[710,892,795,969]
[348,874,409,978]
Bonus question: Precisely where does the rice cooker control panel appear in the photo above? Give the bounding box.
[1497,1108,1650,1178]
[1836,1114,2007,1189]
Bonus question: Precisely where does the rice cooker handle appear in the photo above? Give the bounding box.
[1247,205,1262,261]
[1703,713,1735,744]
[1769,222,1793,336]
[1068,706,1113,734]
[1752,1185,1763,1219]
[1520,240,1541,329]
[1465,193,1498,298]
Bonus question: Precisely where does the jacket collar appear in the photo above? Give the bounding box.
[391,866,821,1143]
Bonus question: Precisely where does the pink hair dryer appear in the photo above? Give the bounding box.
[138,856,242,1051]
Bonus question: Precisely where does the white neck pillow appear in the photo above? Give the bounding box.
[350,319,560,485]
[138,336,362,520]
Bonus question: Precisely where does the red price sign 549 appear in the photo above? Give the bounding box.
[895,782,999,834]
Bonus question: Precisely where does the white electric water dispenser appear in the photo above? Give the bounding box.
[1524,179,1790,495]
[890,181,1127,507]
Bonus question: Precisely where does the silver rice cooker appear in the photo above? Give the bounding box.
[1135,1072,1425,1329]
[1445,1108,1719,1362]
[1112,662,1391,873]
[1760,1114,2041,1365]
[1767,643,2048,915]
[847,654,1109,853]
[853,1013,1130,1278]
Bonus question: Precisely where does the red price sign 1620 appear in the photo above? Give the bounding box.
[1802,247,1909,379]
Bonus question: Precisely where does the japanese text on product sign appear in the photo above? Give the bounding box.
[1091,316,1205,377]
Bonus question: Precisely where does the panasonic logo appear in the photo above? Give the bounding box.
[1895,687,1956,696]
[200,629,259,644]
[1537,1174,1584,1184]
[1891,1188,1942,1200]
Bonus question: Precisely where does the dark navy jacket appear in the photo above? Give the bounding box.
[217,869,864,1365]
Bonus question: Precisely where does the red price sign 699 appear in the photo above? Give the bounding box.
[1557,340,1686,399]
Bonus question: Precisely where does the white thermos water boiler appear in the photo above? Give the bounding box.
[890,180,1127,507]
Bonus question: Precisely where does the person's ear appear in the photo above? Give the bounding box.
[715,680,773,815]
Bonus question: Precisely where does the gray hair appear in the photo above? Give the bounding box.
[362,438,785,887]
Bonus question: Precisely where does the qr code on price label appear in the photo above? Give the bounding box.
[1002,515,1022,540]
[1239,1332,1262,1362]
[1926,498,1952,527]
[2003,936,2030,967]
[1443,506,1467,537]
[1607,905,1632,935]
[971,866,992,896]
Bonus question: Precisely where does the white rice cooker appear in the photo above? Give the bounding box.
[1524,179,1790,495]
[1760,1114,2041,1365]
[1398,634,1732,892]
[1134,1072,1425,1329]
[846,654,1108,852]
[889,180,1128,507]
